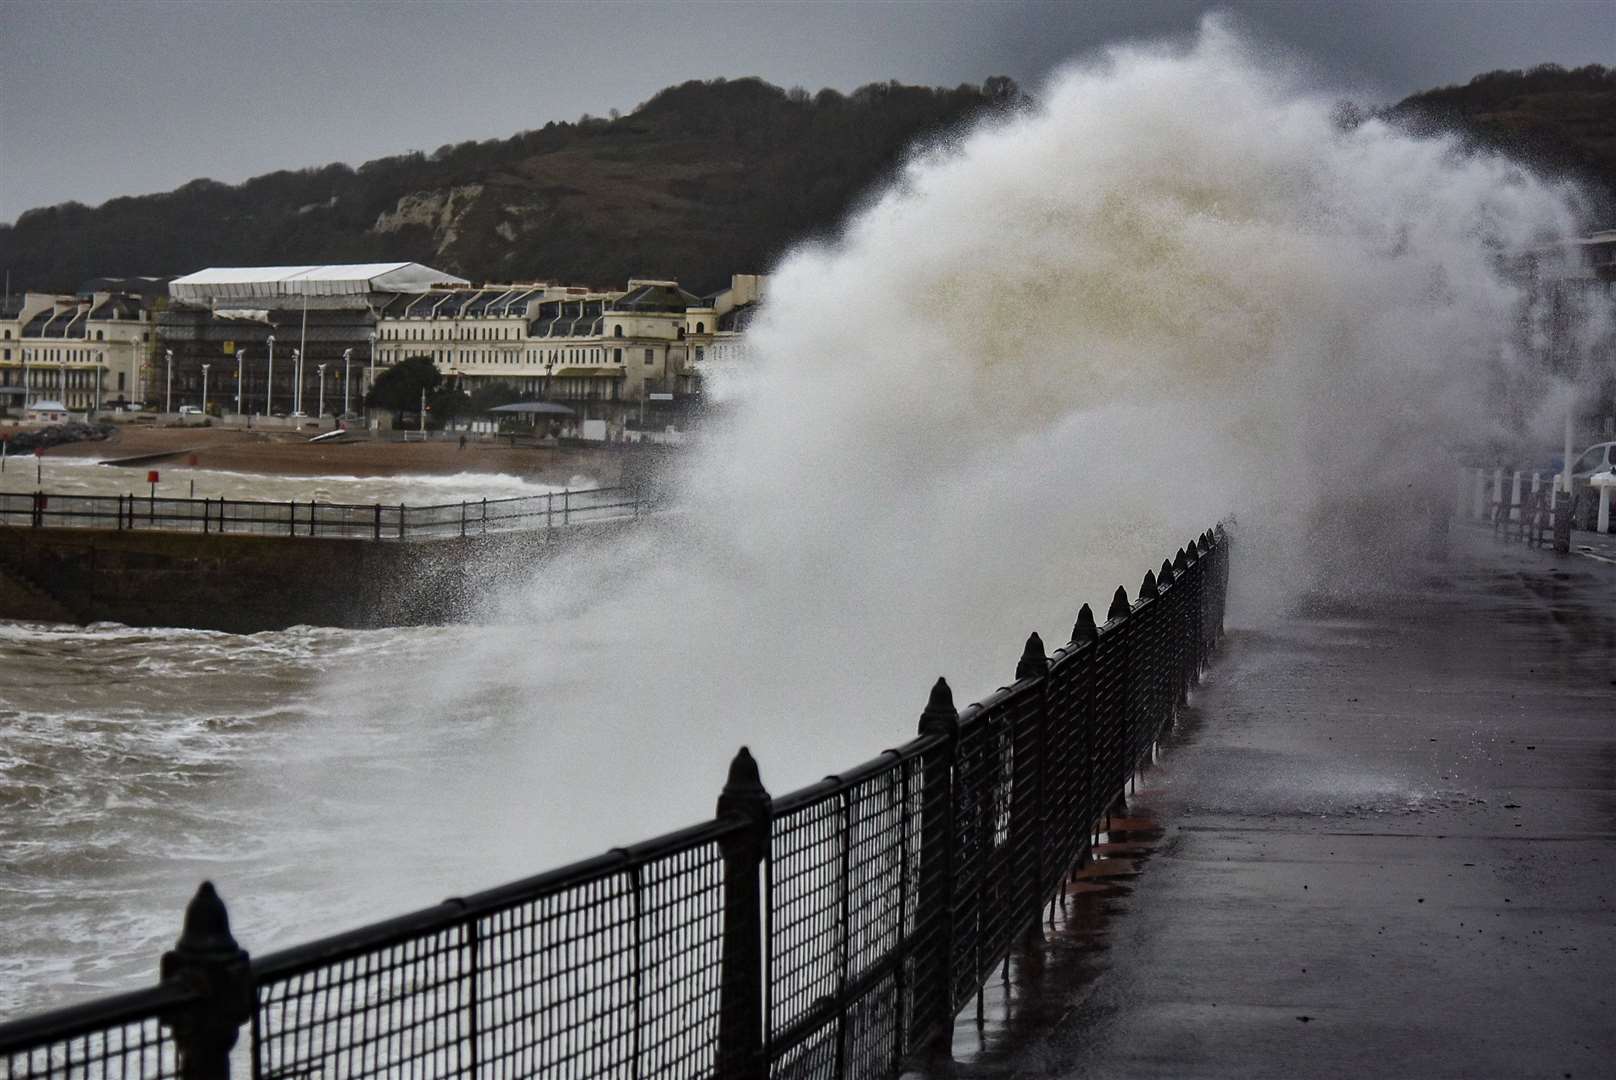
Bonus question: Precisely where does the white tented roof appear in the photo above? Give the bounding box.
[170,263,469,303]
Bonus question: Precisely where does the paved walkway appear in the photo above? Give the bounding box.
[932,530,1615,1079]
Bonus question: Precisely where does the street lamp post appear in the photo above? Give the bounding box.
[165,349,174,414]
[342,347,353,416]
[367,332,377,420]
[291,349,302,414]
[201,363,211,415]
[266,335,275,416]
[21,349,30,409]
[235,349,245,417]
[317,363,327,418]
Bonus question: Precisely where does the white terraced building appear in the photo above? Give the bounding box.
[373,273,764,431]
[1,289,156,415]
[153,263,762,427]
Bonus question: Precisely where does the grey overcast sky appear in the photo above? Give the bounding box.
[1,0,1612,223]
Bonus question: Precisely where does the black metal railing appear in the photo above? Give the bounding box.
[0,527,1230,1080]
[0,486,647,541]
[1458,465,1566,550]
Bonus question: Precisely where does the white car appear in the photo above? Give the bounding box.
[177,405,204,417]
[1569,442,1616,528]
[1569,442,1615,481]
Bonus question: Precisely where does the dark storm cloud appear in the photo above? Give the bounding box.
[1,0,1611,223]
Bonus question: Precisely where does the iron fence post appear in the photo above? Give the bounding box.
[1071,604,1098,851]
[1139,571,1160,749]
[1200,534,1214,660]
[1183,542,1201,683]
[716,747,771,1080]
[915,677,959,1059]
[374,504,382,541]
[1160,560,1180,710]
[1106,586,1131,815]
[399,503,407,539]
[1553,497,1572,553]
[1173,549,1191,692]
[1014,633,1050,946]
[159,882,251,1080]
[563,488,570,526]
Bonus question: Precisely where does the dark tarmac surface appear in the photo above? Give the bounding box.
[926,530,1615,1080]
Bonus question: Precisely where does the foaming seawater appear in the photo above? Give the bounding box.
[0,618,524,1015]
[0,455,581,504]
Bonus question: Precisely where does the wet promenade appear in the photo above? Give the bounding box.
[932,531,1615,1079]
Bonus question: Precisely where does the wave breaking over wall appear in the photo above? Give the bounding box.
[313,20,1589,882]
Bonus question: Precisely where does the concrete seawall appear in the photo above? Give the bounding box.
[0,521,638,632]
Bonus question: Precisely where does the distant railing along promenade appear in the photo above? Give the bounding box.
[0,528,1230,1080]
[0,486,648,541]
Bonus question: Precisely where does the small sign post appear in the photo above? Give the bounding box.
[35,446,42,483]
[148,469,160,499]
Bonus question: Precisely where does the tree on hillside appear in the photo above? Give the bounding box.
[467,381,525,413]
[425,380,527,429]
[365,355,439,413]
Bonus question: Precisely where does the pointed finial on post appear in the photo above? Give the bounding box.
[919,676,959,738]
[1140,569,1158,599]
[1015,632,1049,680]
[1107,585,1131,621]
[172,881,241,958]
[1174,547,1188,572]
[720,746,767,802]
[715,747,770,1077]
[1183,541,1198,565]
[1197,532,1210,554]
[1072,603,1098,644]
[1160,558,1175,584]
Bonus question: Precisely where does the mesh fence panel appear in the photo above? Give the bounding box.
[1042,641,1094,895]
[629,839,727,1080]
[0,985,191,1080]
[949,681,1041,1012]
[252,823,733,1080]
[1091,620,1128,823]
[254,920,471,1080]
[766,750,930,1079]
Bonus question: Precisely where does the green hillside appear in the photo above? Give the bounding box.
[1383,63,1615,213]
[0,77,1021,295]
[3,65,1610,297]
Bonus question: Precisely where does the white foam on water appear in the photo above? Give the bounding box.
[2,454,577,504]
